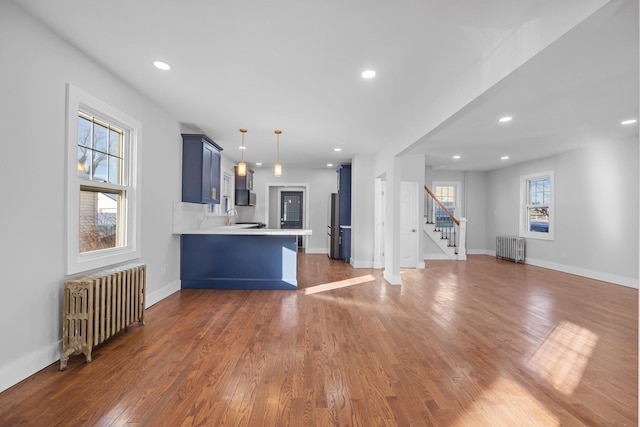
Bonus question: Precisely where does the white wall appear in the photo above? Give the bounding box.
[0,2,182,392]
[463,171,488,252]
[252,167,336,253]
[351,155,375,267]
[486,137,639,287]
[401,155,427,267]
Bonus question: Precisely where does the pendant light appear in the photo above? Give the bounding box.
[274,130,282,177]
[237,128,247,177]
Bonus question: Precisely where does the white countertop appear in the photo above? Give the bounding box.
[176,224,312,236]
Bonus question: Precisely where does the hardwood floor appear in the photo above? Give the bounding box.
[0,254,636,426]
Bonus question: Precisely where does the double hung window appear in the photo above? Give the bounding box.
[66,84,141,274]
[520,171,554,240]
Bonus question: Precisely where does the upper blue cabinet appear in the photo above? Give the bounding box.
[182,134,223,204]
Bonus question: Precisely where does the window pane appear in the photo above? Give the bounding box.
[92,150,108,182]
[108,156,121,184]
[529,178,550,205]
[78,116,92,147]
[109,129,121,156]
[77,146,91,178]
[79,189,121,253]
[93,122,108,153]
[283,195,301,221]
[435,185,455,203]
[529,207,549,233]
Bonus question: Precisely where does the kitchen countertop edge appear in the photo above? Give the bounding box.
[174,227,312,236]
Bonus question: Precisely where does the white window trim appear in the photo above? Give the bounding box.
[65,84,142,275]
[519,170,554,241]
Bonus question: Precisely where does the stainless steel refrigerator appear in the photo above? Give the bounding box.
[327,193,340,259]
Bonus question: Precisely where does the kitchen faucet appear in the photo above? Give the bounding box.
[226,208,238,226]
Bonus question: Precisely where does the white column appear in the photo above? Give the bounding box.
[457,217,467,260]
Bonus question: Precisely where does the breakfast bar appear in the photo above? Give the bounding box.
[179,225,312,290]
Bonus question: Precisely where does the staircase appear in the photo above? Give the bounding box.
[424,220,458,260]
[423,185,467,261]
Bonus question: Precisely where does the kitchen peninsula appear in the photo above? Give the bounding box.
[178,225,312,290]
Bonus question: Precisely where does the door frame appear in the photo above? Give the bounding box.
[265,182,309,249]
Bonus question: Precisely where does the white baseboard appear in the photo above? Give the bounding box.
[0,279,182,394]
[0,340,60,393]
[424,253,455,260]
[305,248,328,255]
[468,249,490,255]
[524,257,638,289]
[146,279,181,307]
[484,251,638,288]
[384,271,402,285]
[351,258,374,268]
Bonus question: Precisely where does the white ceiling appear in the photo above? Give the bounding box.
[12,0,638,172]
[407,0,639,171]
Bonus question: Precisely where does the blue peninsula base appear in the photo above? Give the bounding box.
[180,234,298,290]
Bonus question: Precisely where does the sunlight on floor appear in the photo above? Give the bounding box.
[304,275,376,295]
[527,321,599,396]
[451,376,560,426]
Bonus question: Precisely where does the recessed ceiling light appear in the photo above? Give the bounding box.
[327,163,334,167]
[153,60,172,71]
[501,156,510,160]
[453,155,461,159]
[255,162,262,166]
[621,119,637,125]
[239,146,246,150]
[499,116,512,123]
[334,148,342,152]
[361,70,376,79]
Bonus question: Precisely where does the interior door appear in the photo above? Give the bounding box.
[281,191,303,246]
[400,182,418,268]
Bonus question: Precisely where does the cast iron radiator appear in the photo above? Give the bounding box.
[60,262,146,370]
[496,236,525,263]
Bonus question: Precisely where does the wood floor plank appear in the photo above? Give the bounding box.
[0,254,636,426]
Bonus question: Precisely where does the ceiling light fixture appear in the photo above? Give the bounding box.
[499,116,513,123]
[274,130,282,177]
[361,70,376,79]
[453,155,461,159]
[334,148,342,152]
[256,162,263,166]
[621,119,637,125]
[237,129,247,177]
[327,163,334,167]
[501,156,510,160]
[153,60,172,71]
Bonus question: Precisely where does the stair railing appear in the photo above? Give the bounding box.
[424,185,467,260]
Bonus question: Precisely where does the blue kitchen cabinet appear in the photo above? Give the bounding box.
[339,226,351,262]
[337,165,351,226]
[181,234,299,290]
[182,134,223,204]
